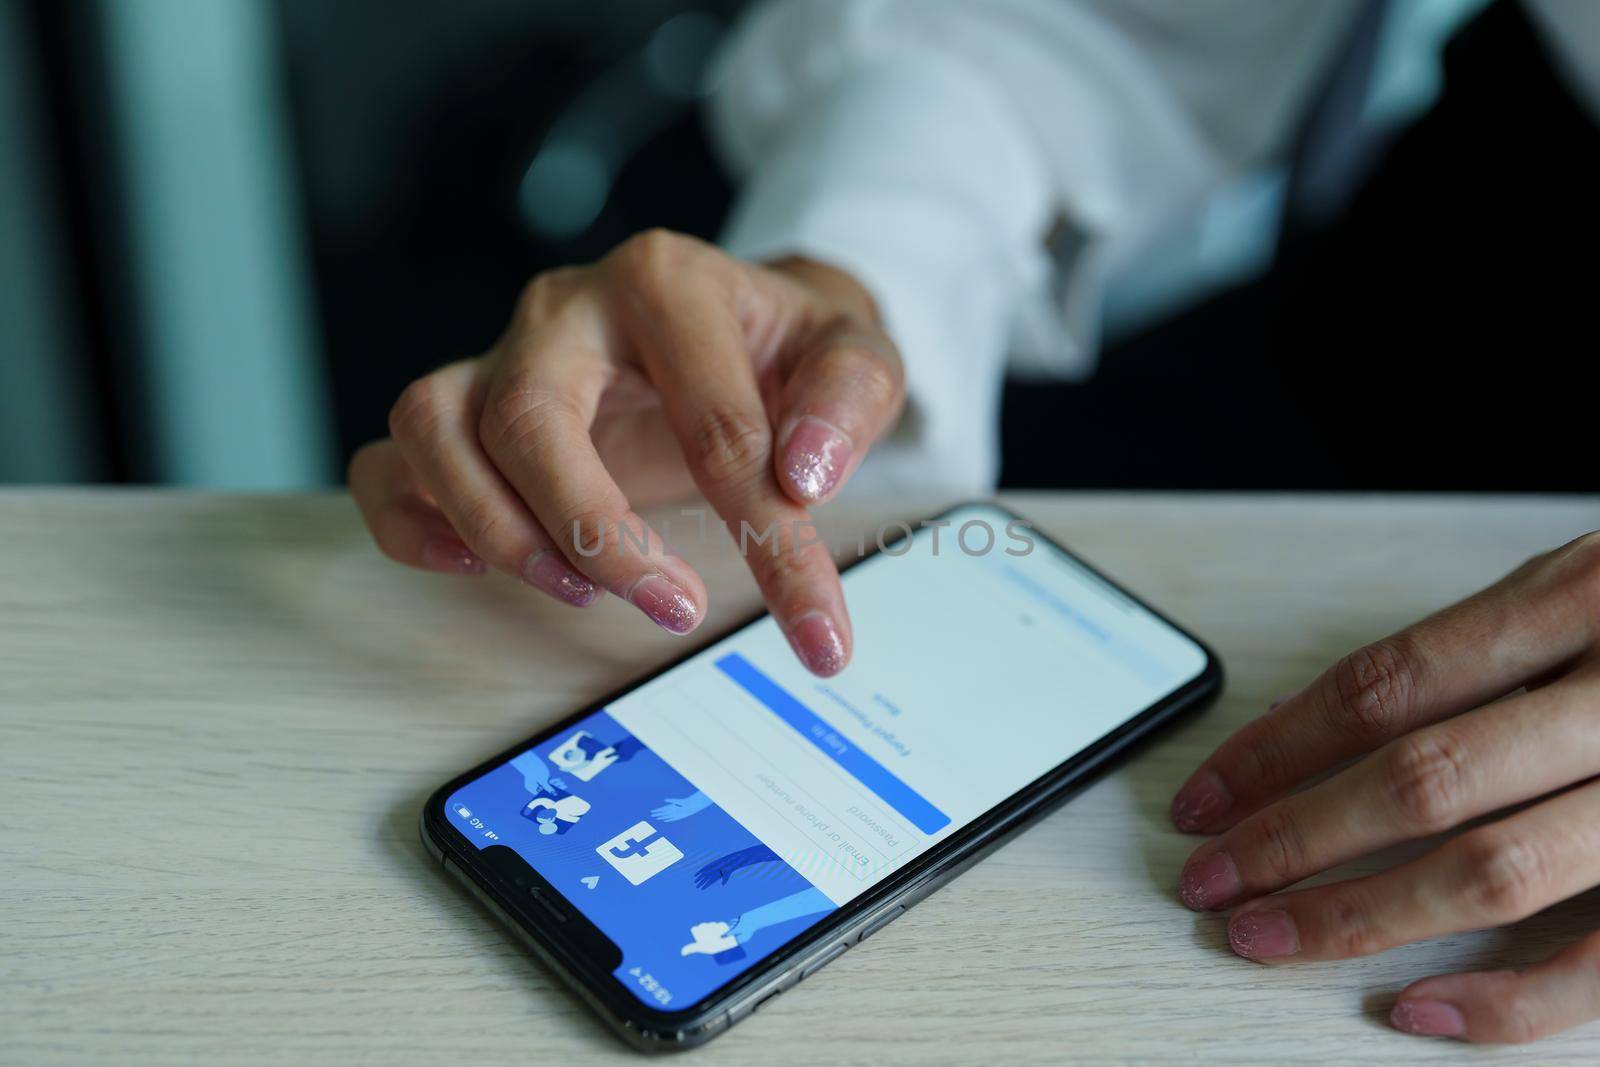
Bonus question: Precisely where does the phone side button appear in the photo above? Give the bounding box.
[799,941,850,981]
[729,984,782,1025]
[857,905,905,942]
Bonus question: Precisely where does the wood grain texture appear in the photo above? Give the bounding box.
[3,491,1599,1066]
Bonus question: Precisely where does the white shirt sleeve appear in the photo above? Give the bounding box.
[707,0,1363,495]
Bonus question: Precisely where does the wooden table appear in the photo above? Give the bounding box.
[4,491,1599,1065]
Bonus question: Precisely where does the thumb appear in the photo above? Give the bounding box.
[773,319,905,505]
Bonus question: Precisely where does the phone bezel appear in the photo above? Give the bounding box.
[421,501,1223,1049]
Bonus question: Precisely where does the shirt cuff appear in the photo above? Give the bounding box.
[716,49,1053,496]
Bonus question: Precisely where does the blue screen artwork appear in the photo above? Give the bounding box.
[446,710,836,1009]
[439,506,1213,1014]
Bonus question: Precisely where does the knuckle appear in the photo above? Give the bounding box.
[556,502,630,559]
[1552,530,1600,602]
[686,406,770,489]
[513,269,575,320]
[479,379,580,458]
[1514,529,1600,601]
[456,495,505,548]
[1385,731,1469,832]
[1460,831,1549,921]
[1227,721,1297,796]
[388,375,448,443]
[1498,992,1543,1045]
[750,531,814,591]
[1327,889,1383,958]
[1252,808,1311,884]
[1573,528,1600,560]
[566,511,610,558]
[610,229,700,301]
[1329,636,1421,744]
[839,343,904,412]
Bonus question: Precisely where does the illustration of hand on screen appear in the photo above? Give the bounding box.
[694,845,779,888]
[681,888,834,964]
[521,793,591,836]
[510,750,561,796]
[651,791,712,823]
[680,921,740,958]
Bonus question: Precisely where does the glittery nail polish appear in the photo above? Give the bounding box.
[783,416,852,502]
[523,550,601,606]
[627,574,699,635]
[787,610,848,677]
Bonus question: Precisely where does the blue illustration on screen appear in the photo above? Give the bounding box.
[447,710,836,1008]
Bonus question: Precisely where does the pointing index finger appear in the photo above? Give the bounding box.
[608,233,852,676]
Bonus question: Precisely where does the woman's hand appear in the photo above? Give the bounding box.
[349,231,903,677]
[1172,531,1600,1044]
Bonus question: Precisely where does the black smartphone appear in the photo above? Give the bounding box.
[421,502,1222,1051]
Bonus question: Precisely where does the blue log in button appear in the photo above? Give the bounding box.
[714,653,951,835]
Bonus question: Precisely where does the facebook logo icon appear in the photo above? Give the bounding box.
[596,820,684,886]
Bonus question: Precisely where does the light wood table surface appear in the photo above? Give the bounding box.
[4,491,1599,1065]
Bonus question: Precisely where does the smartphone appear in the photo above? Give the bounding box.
[421,502,1221,1050]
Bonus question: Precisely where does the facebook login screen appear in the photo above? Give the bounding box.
[445,506,1208,1010]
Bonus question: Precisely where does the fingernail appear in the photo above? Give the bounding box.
[1229,908,1299,959]
[783,416,852,502]
[786,610,848,677]
[1179,850,1242,911]
[421,537,487,575]
[625,574,699,635]
[1269,692,1294,710]
[1171,768,1232,832]
[1390,1000,1465,1038]
[522,549,601,607]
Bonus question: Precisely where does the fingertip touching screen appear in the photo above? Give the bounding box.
[445,506,1208,1010]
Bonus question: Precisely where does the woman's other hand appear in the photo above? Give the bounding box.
[1174,531,1600,1044]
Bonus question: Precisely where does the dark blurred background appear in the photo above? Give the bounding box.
[2,0,743,487]
[1,0,1593,491]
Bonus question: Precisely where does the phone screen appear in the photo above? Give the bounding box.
[443,505,1209,1012]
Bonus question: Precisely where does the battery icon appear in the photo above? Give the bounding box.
[455,805,472,818]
